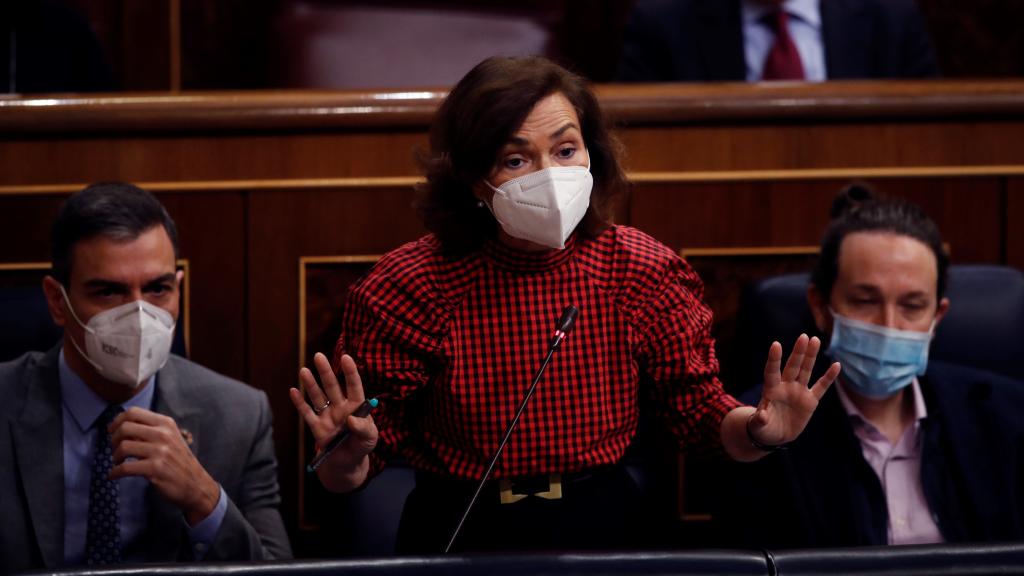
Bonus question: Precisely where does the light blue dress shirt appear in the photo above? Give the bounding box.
[59,349,227,564]
[741,0,826,82]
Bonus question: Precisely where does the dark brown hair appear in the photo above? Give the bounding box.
[414,56,627,252]
[812,183,949,303]
[52,181,179,287]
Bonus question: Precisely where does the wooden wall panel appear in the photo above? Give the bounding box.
[0,132,427,186]
[630,177,1004,263]
[61,0,174,91]
[1009,178,1024,270]
[180,0,277,90]
[0,195,65,263]
[120,0,175,90]
[631,181,833,250]
[618,121,1024,172]
[158,191,247,379]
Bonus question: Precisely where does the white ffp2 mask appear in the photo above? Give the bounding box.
[485,163,593,250]
[60,286,176,388]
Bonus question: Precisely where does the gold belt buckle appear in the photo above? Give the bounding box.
[498,474,563,504]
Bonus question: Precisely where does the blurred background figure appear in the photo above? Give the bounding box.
[616,0,939,82]
[7,0,1023,91]
[273,2,550,89]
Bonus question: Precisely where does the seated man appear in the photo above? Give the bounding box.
[713,186,1024,547]
[617,0,939,82]
[0,182,290,572]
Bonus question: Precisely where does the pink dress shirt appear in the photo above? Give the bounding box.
[836,379,945,545]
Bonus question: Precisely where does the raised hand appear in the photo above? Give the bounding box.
[748,334,841,448]
[289,352,378,492]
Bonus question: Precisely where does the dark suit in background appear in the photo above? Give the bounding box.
[616,0,939,82]
[0,347,291,574]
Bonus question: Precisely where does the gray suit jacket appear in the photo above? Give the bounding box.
[0,347,291,574]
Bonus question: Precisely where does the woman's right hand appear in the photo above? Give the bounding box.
[289,352,379,492]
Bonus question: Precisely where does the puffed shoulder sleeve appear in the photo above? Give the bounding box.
[335,243,451,476]
[620,237,741,453]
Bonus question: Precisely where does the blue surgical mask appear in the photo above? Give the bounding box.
[826,309,934,399]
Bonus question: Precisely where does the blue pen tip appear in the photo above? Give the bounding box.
[368,398,379,408]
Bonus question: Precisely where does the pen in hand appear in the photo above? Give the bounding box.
[307,398,379,473]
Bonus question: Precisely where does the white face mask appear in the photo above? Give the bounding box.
[484,161,593,250]
[60,285,176,388]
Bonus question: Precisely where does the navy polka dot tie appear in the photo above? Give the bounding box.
[85,405,124,565]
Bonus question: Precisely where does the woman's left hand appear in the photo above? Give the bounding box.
[748,334,841,447]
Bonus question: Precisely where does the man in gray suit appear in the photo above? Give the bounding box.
[0,182,290,573]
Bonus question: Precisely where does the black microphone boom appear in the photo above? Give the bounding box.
[444,305,579,553]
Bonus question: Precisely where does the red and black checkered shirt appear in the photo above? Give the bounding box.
[336,225,742,480]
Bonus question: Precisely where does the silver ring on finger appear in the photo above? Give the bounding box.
[313,399,331,415]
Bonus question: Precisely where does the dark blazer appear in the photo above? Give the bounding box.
[0,347,291,574]
[713,362,1024,548]
[617,0,939,82]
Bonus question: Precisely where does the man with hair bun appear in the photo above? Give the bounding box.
[714,185,1024,548]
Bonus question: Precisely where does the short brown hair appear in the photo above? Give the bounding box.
[52,181,179,287]
[415,56,627,253]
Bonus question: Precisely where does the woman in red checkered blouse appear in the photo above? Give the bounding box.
[290,56,841,553]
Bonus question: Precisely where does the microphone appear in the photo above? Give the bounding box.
[549,305,579,349]
[444,305,579,553]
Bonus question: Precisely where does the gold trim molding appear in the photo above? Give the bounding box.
[3,164,1024,196]
[0,178,422,196]
[681,246,820,259]
[631,165,1024,183]
[0,262,52,271]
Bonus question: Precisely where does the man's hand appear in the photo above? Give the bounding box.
[109,408,221,526]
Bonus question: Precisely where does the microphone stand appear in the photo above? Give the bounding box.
[444,305,579,554]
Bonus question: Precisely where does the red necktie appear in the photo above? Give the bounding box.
[762,10,805,80]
